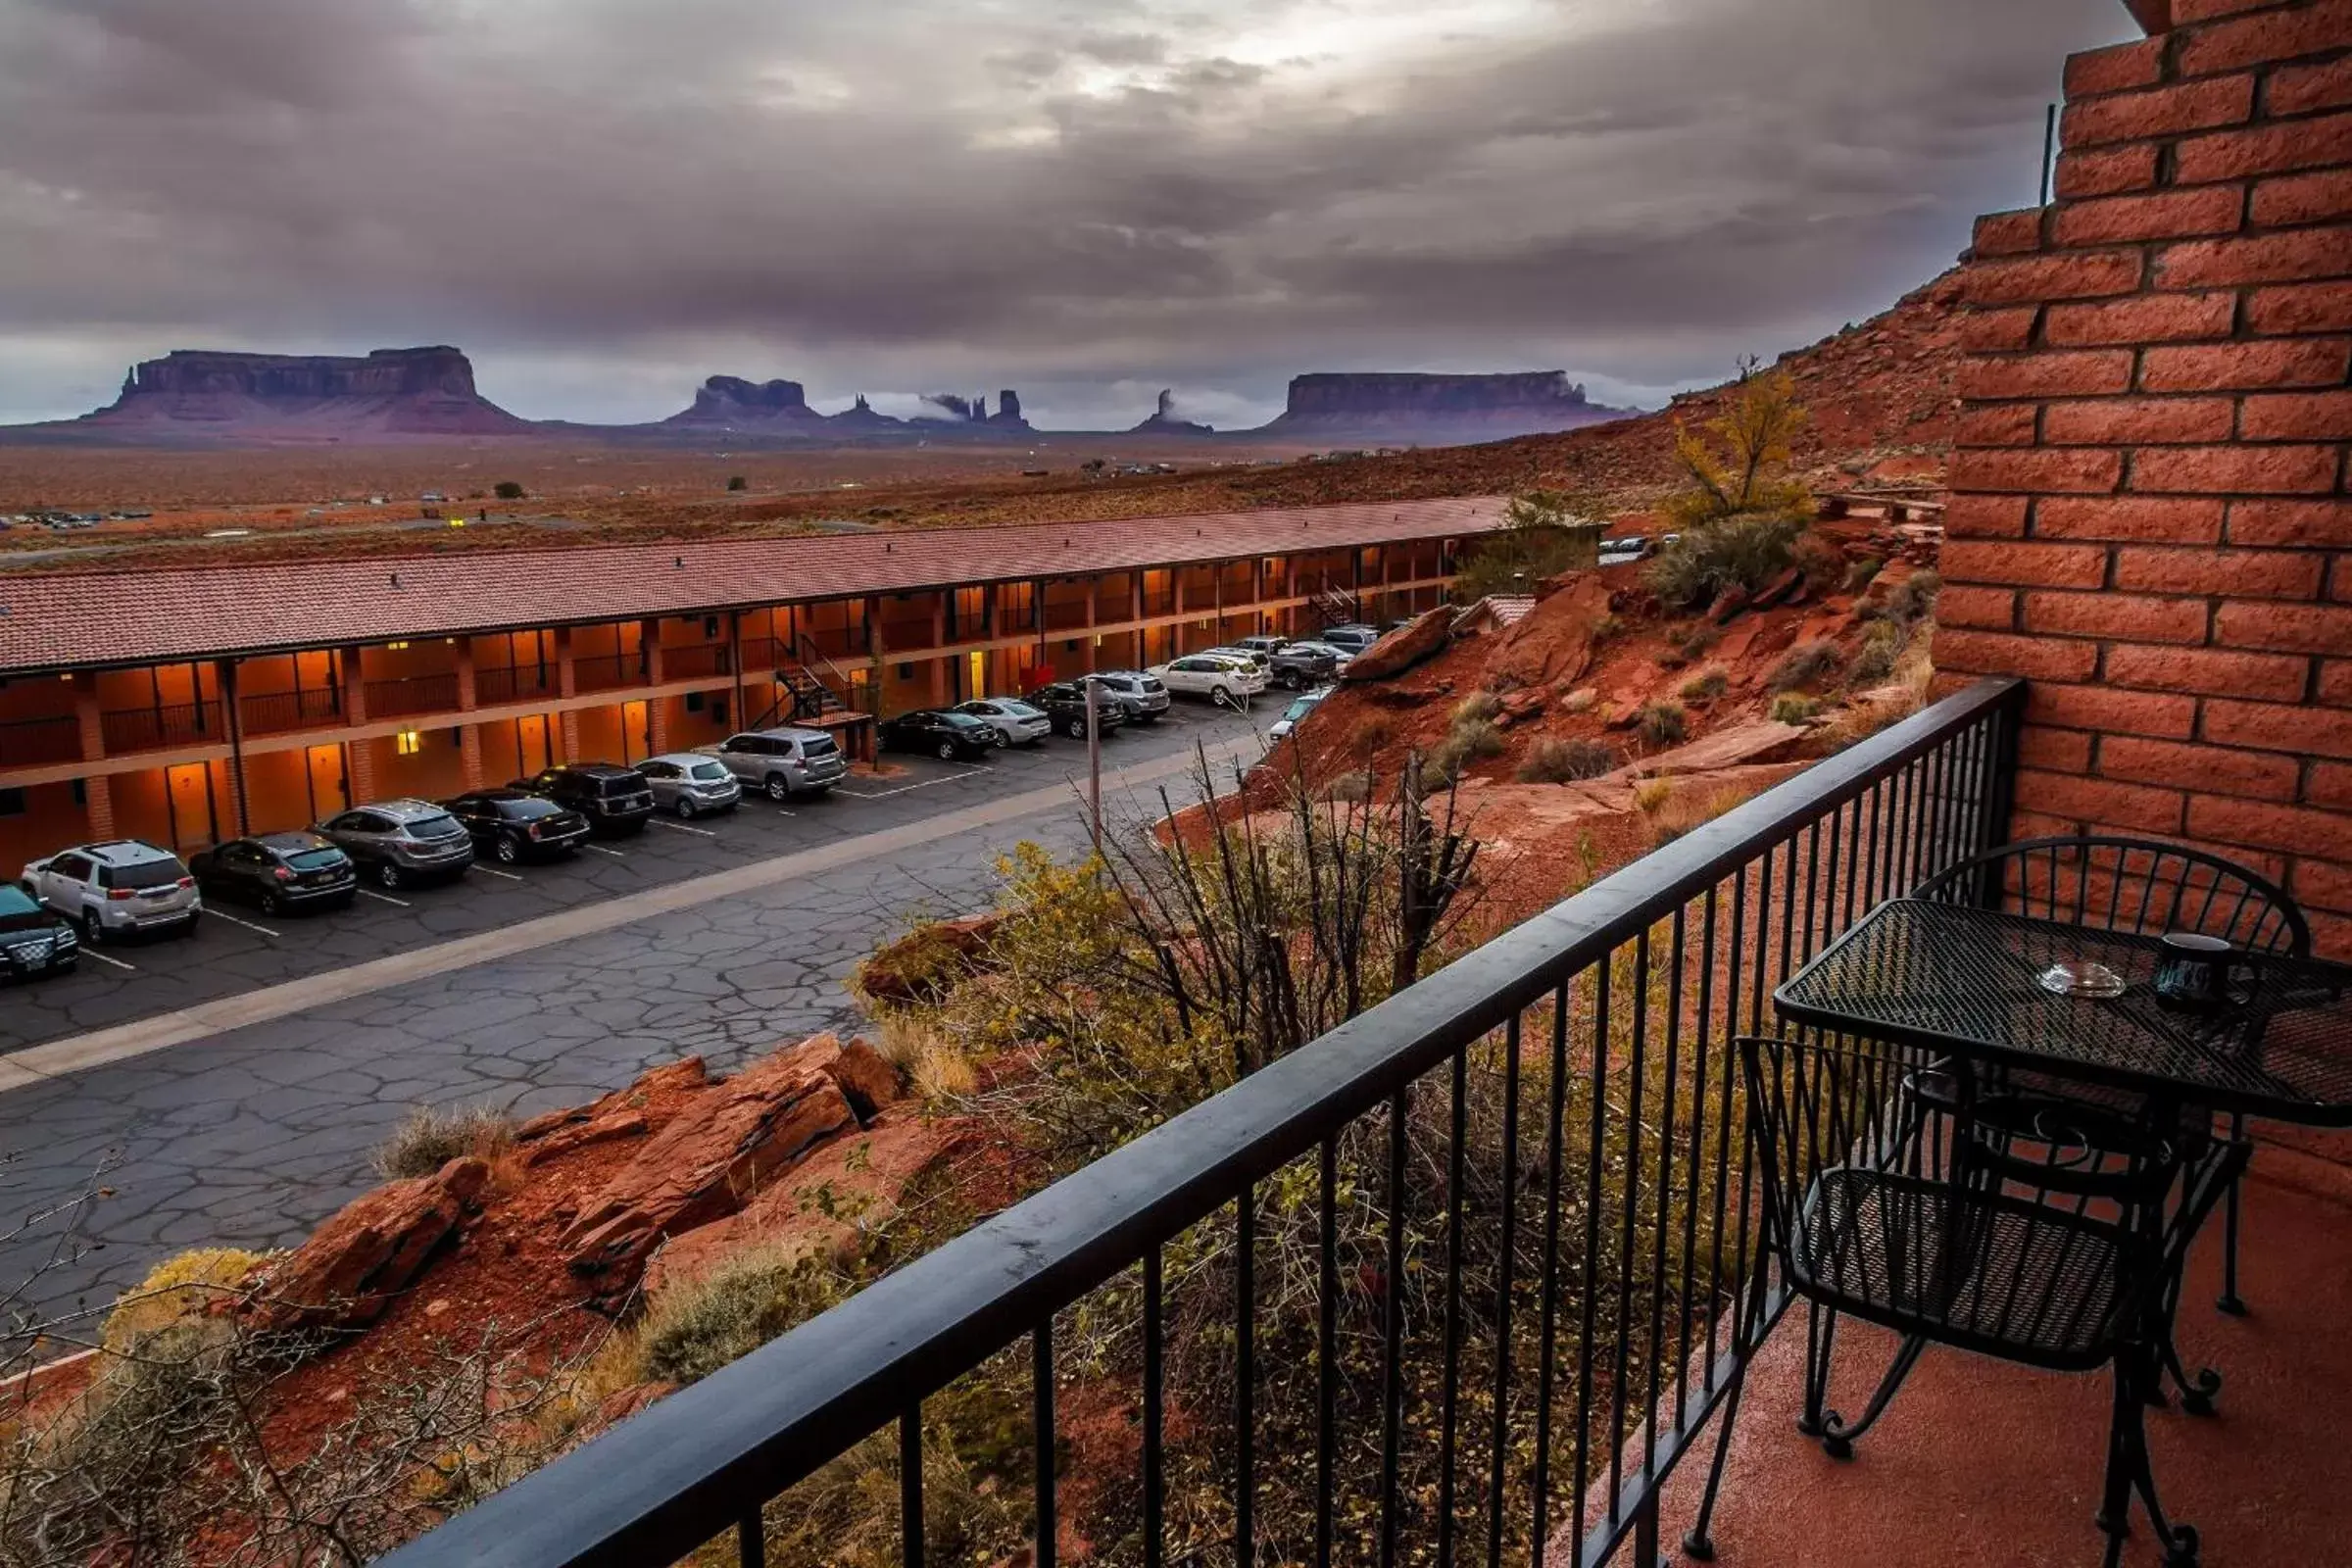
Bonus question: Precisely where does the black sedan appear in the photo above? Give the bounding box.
[188,831,358,916]
[878,708,998,760]
[1025,681,1129,740]
[0,883,77,980]
[445,790,593,864]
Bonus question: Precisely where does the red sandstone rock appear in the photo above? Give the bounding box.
[1342,606,1455,682]
[1708,586,1752,625]
[516,1057,709,1144]
[830,1039,905,1121]
[1751,567,1807,610]
[1483,573,1612,690]
[562,1038,859,1293]
[1496,689,1548,728]
[857,914,1004,1006]
[247,1157,489,1333]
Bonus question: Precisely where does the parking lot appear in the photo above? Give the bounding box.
[3,703,1267,1057]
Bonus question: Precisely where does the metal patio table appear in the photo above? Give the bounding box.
[1775,898,2352,1127]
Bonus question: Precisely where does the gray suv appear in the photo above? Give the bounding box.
[21,839,202,943]
[637,753,744,818]
[1090,670,1171,722]
[313,799,476,889]
[709,728,850,801]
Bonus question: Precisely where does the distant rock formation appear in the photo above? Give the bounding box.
[663,375,823,428]
[919,390,1034,432]
[1130,388,1216,437]
[59,347,537,441]
[1256,371,1632,442]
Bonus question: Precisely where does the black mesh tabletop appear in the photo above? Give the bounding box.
[1775,899,2352,1123]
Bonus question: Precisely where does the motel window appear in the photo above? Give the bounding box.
[396,730,422,756]
[704,616,721,638]
[685,691,705,713]
[897,663,913,679]
[71,780,86,807]
[0,789,23,818]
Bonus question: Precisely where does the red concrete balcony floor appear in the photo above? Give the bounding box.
[1656,1130,2352,1565]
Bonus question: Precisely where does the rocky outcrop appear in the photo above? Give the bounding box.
[1482,573,1613,692]
[856,912,1004,1006]
[1256,371,1633,442]
[71,348,536,440]
[1129,388,1216,437]
[1341,606,1455,683]
[560,1036,864,1294]
[662,375,823,428]
[246,1157,490,1333]
[515,1056,710,1165]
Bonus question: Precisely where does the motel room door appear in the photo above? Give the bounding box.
[305,745,348,820]
[164,763,218,851]
[622,700,650,762]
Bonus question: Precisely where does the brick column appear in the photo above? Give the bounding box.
[641,618,663,687]
[72,673,115,838]
[1937,0,2352,956]
[929,595,949,705]
[555,626,580,760]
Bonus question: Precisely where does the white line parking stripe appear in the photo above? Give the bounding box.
[650,818,717,837]
[470,865,525,882]
[585,845,626,858]
[357,889,411,907]
[836,765,994,801]
[206,909,281,939]
[80,950,135,971]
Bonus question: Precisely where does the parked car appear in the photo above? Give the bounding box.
[708,728,850,801]
[878,708,998,760]
[1201,645,1274,678]
[1151,654,1268,707]
[189,831,357,915]
[1268,686,1334,742]
[1281,638,1355,673]
[636,753,744,817]
[1088,670,1171,723]
[314,800,476,889]
[954,698,1054,748]
[1233,635,1290,658]
[1318,624,1382,655]
[1024,681,1130,740]
[1264,643,1340,690]
[511,762,657,836]
[443,789,593,863]
[21,839,201,943]
[0,883,77,979]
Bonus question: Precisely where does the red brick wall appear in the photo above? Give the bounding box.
[1938,0,2352,956]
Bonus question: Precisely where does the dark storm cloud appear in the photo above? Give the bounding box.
[0,0,2138,423]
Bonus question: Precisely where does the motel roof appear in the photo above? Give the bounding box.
[0,495,1505,675]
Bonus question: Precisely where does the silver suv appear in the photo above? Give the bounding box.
[1090,670,1171,722]
[21,839,202,943]
[313,799,476,890]
[637,753,744,817]
[709,727,850,801]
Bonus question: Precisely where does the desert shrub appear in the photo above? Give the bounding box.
[1646,514,1808,610]
[726,474,748,491]
[1515,737,1619,783]
[1770,693,1824,724]
[1633,777,1675,815]
[1451,490,1606,601]
[1559,687,1598,715]
[1658,622,1720,669]
[1886,567,1941,625]
[1637,702,1688,747]
[1842,556,1885,593]
[1326,769,1374,803]
[1591,613,1624,642]
[1792,531,1845,589]
[1767,639,1843,693]
[1451,689,1505,726]
[1428,717,1506,782]
[872,1014,977,1102]
[372,1102,515,1180]
[1348,713,1397,754]
[1679,668,1729,704]
[1846,619,1904,687]
[492,480,525,501]
[625,1247,850,1389]
[101,1249,267,1354]
[1663,371,1812,532]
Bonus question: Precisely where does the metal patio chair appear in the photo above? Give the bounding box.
[1685,1033,2245,1568]
[1915,833,2311,1324]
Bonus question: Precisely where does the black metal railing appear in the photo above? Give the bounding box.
[0,715,83,766]
[477,665,555,706]
[240,687,342,735]
[571,653,646,693]
[365,673,461,718]
[663,643,733,681]
[384,677,2025,1568]
[99,700,222,753]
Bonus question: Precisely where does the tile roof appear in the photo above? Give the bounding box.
[0,496,1503,674]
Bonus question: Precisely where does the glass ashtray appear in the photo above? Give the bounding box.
[2040,960,2127,999]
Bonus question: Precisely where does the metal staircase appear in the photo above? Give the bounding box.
[749,637,862,730]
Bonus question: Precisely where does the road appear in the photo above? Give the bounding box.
[0,706,1265,1328]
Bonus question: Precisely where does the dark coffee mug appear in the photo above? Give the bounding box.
[2154,931,2258,1008]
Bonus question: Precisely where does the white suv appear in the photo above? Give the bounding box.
[708,727,850,801]
[1152,654,1269,707]
[22,839,203,944]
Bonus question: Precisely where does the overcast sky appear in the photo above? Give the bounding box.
[0,0,2135,428]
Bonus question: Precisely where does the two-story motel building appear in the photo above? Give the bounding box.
[0,497,1499,866]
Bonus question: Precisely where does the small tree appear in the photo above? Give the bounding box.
[726,475,748,492]
[493,480,525,501]
[1452,488,1605,602]
[1646,372,1815,609]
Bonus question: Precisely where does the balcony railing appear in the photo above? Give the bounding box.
[384,677,2025,1568]
[0,715,83,766]
[365,673,461,718]
[476,665,555,707]
[662,644,733,681]
[100,701,223,754]
[571,653,647,693]
[240,687,342,736]
[736,637,781,674]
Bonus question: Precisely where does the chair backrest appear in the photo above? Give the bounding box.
[1915,834,2310,957]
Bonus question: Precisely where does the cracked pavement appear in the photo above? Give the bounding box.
[0,706,1267,1328]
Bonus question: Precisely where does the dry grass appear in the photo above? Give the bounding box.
[1514,736,1619,784]
[1637,702,1688,747]
[372,1102,516,1180]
